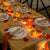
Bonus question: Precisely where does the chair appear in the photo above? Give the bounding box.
[36,0,50,18]
[19,0,31,7]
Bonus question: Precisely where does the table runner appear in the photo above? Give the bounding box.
[0,3,35,50]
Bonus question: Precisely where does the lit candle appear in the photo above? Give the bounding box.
[37,33,43,38]
[30,30,37,37]
[7,9,13,13]
[22,21,28,25]
[8,13,14,16]
[28,25,32,29]
[13,18,17,22]
[28,17,34,22]
[16,12,22,18]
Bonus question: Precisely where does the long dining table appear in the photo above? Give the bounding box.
[0,1,50,50]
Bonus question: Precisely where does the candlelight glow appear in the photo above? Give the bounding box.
[3,2,11,6]
[37,40,49,50]
[8,13,14,16]
[28,25,32,29]
[37,33,43,38]
[26,27,33,32]
[8,9,13,13]
[13,18,17,22]
[22,21,28,25]
[28,17,34,22]
[30,30,37,37]
[16,12,22,17]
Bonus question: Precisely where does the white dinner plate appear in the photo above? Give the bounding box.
[7,27,27,39]
[0,13,9,21]
[35,17,50,27]
[16,7,31,13]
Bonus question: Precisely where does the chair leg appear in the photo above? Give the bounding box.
[40,0,50,18]
[22,0,29,7]
[30,0,33,8]
[22,0,28,4]
[27,0,30,7]
[36,0,39,12]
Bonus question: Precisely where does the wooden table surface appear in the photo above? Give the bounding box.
[0,2,50,50]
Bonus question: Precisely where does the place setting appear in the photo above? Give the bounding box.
[35,17,50,27]
[16,5,31,14]
[7,27,27,39]
[0,13,9,21]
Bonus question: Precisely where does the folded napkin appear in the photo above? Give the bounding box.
[3,32,15,50]
[27,12,32,14]
[23,37,29,42]
[3,20,8,23]
[46,34,50,39]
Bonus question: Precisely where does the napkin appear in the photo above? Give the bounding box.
[3,32,15,50]
[3,20,8,23]
[4,28,9,31]
[23,37,29,42]
[46,34,50,39]
[27,12,32,14]
[32,24,36,27]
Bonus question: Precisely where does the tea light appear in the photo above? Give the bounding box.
[37,33,43,38]
[22,21,28,25]
[26,22,29,26]
[26,27,33,32]
[16,12,22,18]
[19,13,22,17]
[28,17,34,22]
[28,25,32,29]
[8,9,13,13]
[30,30,37,37]
[13,18,17,22]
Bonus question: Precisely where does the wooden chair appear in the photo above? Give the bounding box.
[36,0,50,18]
